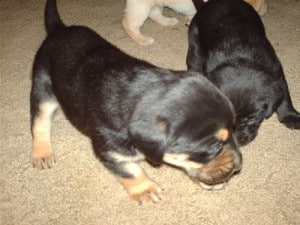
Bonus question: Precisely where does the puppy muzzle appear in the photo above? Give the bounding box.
[187,147,242,186]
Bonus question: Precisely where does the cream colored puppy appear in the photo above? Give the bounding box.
[122,0,196,45]
[122,0,267,45]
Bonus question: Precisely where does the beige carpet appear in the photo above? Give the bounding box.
[1,0,299,224]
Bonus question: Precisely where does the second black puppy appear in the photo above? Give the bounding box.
[30,0,242,203]
[187,0,300,145]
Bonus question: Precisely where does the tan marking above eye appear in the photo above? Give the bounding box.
[215,128,229,141]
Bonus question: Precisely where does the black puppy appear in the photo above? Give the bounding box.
[30,0,241,202]
[187,0,300,145]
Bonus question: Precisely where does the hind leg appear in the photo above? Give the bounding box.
[30,68,59,169]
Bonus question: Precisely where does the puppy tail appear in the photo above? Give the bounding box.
[45,0,65,34]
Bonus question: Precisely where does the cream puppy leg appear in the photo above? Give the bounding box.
[149,5,179,26]
[122,0,155,45]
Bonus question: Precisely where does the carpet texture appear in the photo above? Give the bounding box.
[1,0,299,224]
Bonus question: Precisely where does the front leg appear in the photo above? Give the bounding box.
[92,138,162,203]
[117,161,162,203]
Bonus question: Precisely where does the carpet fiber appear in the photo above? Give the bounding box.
[1,0,299,224]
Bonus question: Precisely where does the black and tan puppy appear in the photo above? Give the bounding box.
[30,0,241,202]
[187,0,300,145]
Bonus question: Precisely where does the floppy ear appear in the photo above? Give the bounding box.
[129,117,170,164]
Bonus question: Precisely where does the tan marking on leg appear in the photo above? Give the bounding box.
[32,101,58,169]
[215,128,229,142]
[108,151,145,164]
[118,163,162,203]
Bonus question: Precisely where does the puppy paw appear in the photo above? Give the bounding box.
[31,141,56,169]
[132,180,163,204]
[137,36,154,46]
[156,17,178,26]
[280,115,300,130]
[119,176,163,203]
[283,121,300,130]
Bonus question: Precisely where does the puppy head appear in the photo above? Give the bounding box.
[226,86,271,146]
[160,78,242,186]
[207,64,274,146]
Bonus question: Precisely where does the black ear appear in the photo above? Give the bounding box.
[129,118,170,164]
